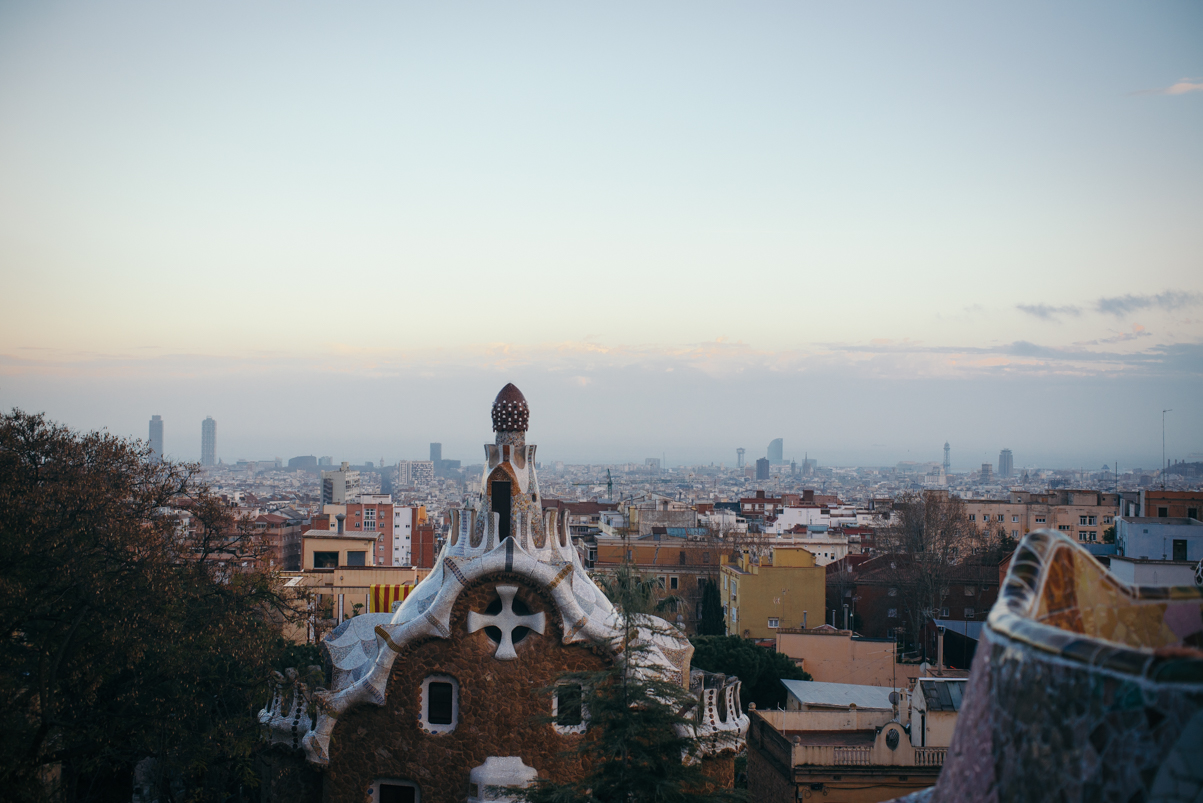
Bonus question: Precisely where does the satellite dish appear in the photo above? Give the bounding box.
[888,691,899,705]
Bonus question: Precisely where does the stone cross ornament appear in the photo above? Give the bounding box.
[467,585,546,660]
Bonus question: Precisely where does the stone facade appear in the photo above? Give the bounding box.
[889,529,1203,803]
[260,384,748,802]
[324,577,608,800]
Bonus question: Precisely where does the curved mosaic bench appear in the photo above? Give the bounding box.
[908,529,1203,803]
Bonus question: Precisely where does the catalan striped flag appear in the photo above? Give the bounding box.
[369,584,414,614]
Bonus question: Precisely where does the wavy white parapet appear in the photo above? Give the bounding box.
[262,535,744,765]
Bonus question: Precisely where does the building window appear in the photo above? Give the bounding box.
[656,576,666,590]
[371,780,419,803]
[1012,530,1019,538]
[1058,525,1071,531]
[940,607,949,617]
[768,618,780,629]
[679,551,687,565]
[964,586,975,596]
[1189,508,1198,520]
[844,589,853,597]
[722,576,728,590]
[420,676,459,734]
[553,682,586,734]
[1012,515,1019,523]
[1158,507,1169,518]
[669,576,679,590]
[347,551,366,566]
[965,608,975,619]
[313,551,338,569]
[1173,540,1188,561]
[702,552,710,564]
[888,608,898,619]
[969,514,976,522]
[888,587,898,597]
[1035,517,1046,524]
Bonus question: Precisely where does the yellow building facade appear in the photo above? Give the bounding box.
[721,546,826,639]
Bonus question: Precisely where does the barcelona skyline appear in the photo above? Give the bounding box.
[0,1,1200,467]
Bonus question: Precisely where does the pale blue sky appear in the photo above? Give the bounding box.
[0,1,1199,467]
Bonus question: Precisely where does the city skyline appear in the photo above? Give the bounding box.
[0,2,1199,469]
[122,407,1194,474]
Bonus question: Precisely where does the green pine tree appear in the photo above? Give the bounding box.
[522,563,744,803]
[697,579,726,636]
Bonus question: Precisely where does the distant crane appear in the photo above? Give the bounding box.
[569,468,616,499]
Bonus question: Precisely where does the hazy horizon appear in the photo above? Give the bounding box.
[2,1,1200,470]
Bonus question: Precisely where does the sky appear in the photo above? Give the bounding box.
[0,1,1200,469]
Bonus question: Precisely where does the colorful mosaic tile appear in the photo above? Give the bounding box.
[902,530,1203,803]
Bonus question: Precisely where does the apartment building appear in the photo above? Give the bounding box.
[721,546,826,640]
[321,462,361,505]
[962,489,1119,545]
[312,497,427,567]
[593,528,722,633]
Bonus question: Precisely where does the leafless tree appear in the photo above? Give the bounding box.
[875,491,978,656]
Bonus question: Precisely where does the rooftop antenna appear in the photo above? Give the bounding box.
[1163,409,1172,490]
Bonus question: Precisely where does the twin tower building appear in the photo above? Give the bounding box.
[145,414,217,466]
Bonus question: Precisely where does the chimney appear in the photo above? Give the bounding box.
[336,513,345,534]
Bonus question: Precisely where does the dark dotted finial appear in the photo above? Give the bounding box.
[492,383,529,432]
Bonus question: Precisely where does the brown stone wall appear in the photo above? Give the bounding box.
[747,743,795,803]
[324,574,609,803]
[699,754,735,791]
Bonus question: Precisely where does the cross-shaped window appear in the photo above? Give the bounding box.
[467,585,546,660]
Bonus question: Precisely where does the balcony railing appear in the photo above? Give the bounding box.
[914,747,947,766]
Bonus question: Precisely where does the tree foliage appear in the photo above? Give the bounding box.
[687,636,810,711]
[0,410,298,802]
[523,563,742,803]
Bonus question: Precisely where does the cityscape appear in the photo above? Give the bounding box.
[2,2,1201,803]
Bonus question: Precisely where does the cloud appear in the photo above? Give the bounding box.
[1132,78,1203,96]
[1016,303,1081,321]
[1075,324,1152,347]
[1095,291,1201,316]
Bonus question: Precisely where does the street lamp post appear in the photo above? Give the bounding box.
[1163,409,1172,490]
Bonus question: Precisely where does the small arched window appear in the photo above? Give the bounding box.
[420,675,459,734]
[553,682,586,734]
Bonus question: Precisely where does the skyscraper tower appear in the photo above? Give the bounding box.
[149,415,163,463]
[943,442,951,473]
[430,442,442,463]
[999,448,1014,479]
[767,438,784,465]
[736,448,746,468]
[201,417,217,467]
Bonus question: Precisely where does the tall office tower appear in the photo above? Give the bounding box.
[999,448,1014,478]
[755,457,770,480]
[430,442,442,463]
[981,463,993,482]
[943,442,951,473]
[201,417,217,467]
[148,415,163,463]
[736,447,746,468]
[767,438,784,465]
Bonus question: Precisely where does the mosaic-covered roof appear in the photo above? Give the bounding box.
[492,382,530,432]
